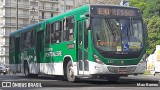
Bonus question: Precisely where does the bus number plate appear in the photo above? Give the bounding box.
[117,67,127,74]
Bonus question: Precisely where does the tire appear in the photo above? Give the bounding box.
[66,61,77,82]
[24,62,30,77]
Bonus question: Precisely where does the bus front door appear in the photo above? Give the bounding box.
[77,20,89,75]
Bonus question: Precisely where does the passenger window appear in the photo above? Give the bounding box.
[63,17,75,41]
[31,30,36,47]
[9,37,15,51]
[51,21,62,43]
[45,24,51,44]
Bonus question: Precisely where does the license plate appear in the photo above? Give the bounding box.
[117,67,127,74]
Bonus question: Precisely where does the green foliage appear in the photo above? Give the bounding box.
[143,70,151,75]
[130,0,160,55]
[145,16,160,54]
[144,0,160,18]
[130,0,147,13]
[130,0,160,18]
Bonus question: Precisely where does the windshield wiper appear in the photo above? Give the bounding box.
[128,17,133,36]
[105,18,115,36]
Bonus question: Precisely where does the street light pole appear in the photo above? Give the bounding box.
[73,0,75,9]
[32,0,36,24]
[64,0,66,13]
[16,0,18,30]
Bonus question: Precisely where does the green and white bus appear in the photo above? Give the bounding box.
[9,5,147,82]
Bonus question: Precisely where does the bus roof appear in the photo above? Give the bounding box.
[10,22,43,37]
[10,4,139,37]
[90,4,139,9]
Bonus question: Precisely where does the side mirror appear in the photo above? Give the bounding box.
[85,14,90,17]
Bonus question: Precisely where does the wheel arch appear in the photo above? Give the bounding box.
[63,55,73,75]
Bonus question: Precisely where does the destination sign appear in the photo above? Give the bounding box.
[92,7,139,16]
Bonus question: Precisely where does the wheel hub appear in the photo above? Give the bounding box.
[68,66,74,77]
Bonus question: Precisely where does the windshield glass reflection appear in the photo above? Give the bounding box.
[92,18,143,52]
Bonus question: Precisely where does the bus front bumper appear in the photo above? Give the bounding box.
[89,61,146,75]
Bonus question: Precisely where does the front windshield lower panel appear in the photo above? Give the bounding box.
[92,17,144,58]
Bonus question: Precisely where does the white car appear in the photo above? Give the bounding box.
[0,64,6,75]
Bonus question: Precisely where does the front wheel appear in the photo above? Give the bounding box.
[66,61,77,82]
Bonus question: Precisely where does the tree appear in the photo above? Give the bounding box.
[130,0,160,18]
[76,0,122,7]
[130,0,147,16]
[144,0,160,17]
[145,16,160,54]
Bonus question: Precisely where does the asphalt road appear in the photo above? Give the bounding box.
[0,74,160,90]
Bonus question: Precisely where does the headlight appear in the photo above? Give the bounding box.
[93,55,103,64]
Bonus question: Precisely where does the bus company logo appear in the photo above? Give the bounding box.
[120,60,125,64]
[2,82,11,87]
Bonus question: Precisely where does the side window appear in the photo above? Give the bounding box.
[51,21,62,43]
[23,31,31,48]
[31,30,36,47]
[23,32,27,48]
[63,17,75,41]
[26,31,31,48]
[45,24,51,44]
[21,33,24,49]
[9,36,15,51]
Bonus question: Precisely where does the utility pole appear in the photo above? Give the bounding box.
[32,0,36,24]
[64,0,66,13]
[73,0,75,8]
[16,0,18,30]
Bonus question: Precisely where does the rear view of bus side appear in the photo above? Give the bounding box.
[9,5,147,82]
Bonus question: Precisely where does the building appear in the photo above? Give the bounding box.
[76,0,122,5]
[59,0,75,13]
[0,0,60,66]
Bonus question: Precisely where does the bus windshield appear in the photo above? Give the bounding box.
[92,17,143,52]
